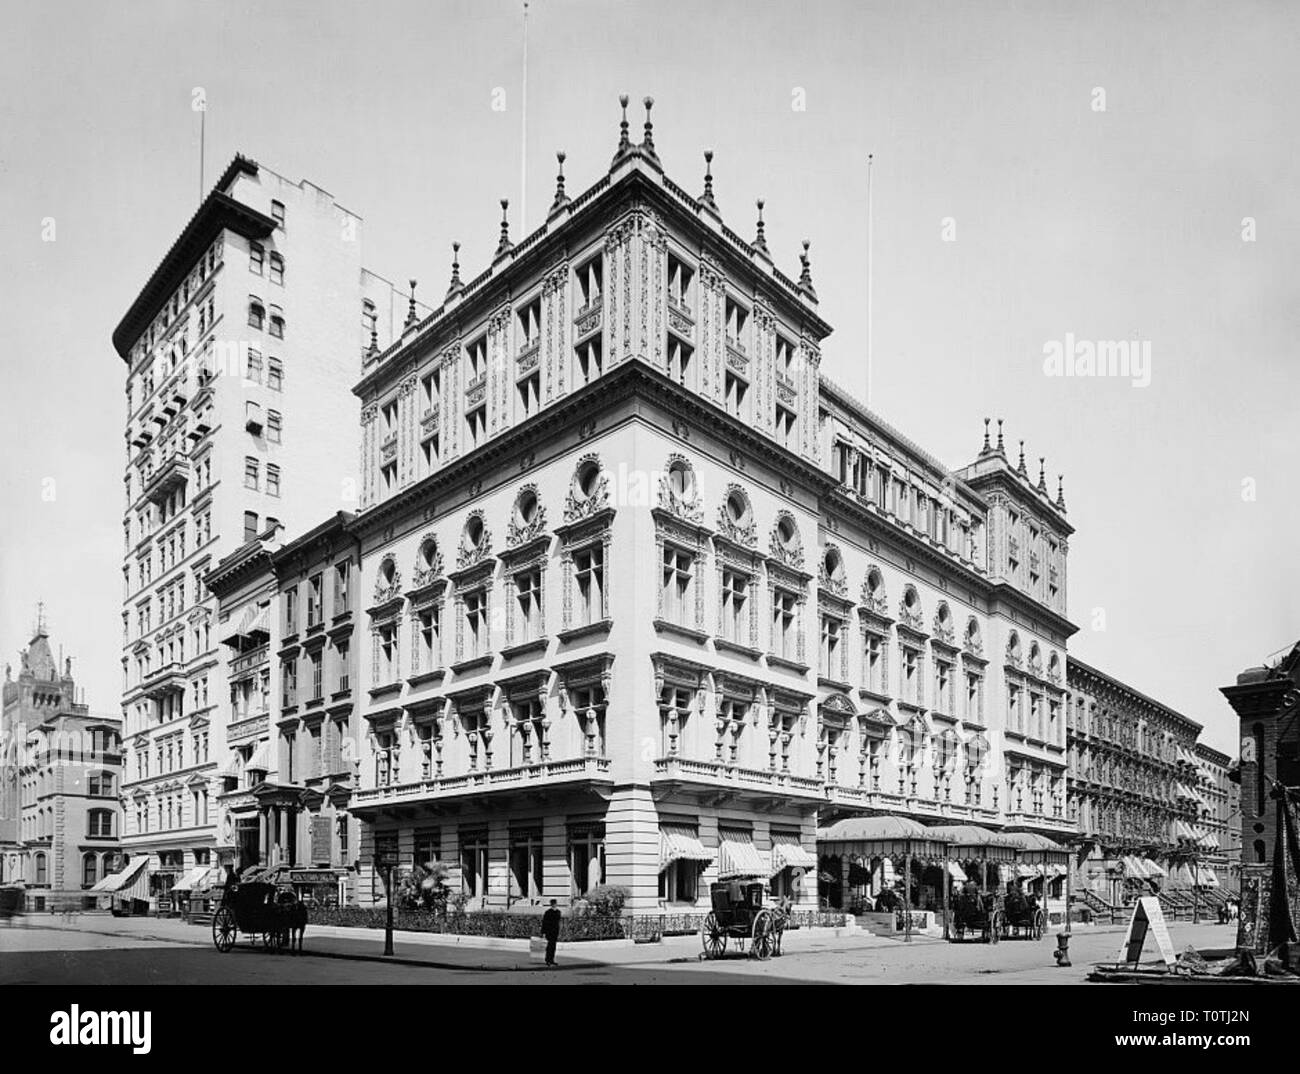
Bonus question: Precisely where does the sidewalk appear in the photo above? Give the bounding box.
[4,910,1172,975]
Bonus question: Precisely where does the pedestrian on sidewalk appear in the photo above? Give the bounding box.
[541,899,562,966]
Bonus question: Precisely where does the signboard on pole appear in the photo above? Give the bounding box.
[1116,896,1177,967]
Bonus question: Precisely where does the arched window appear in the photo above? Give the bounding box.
[83,852,98,888]
[1007,631,1023,665]
[34,852,47,886]
[965,617,982,651]
[248,296,265,330]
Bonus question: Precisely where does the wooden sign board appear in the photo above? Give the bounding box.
[1116,896,1178,967]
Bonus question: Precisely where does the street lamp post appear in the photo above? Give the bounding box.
[1191,855,1200,925]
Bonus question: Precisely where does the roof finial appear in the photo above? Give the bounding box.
[611,94,631,166]
[445,241,463,301]
[495,198,512,257]
[1038,457,1048,492]
[982,418,991,453]
[1056,475,1068,512]
[548,151,570,217]
[640,96,659,165]
[753,199,769,255]
[1017,440,1028,476]
[699,150,718,212]
[798,239,818,301]
[995,419,1005,455]
[405,279,418,327]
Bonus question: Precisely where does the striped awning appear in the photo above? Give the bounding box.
[170,865,215,893]
[1122,855,1148,879]
[1174,783,1197,800]
[1142,858,1166,878]
[90,857,150,901]
[718,830,767,879]
[1198,866,1220,888]
[659,824,713,871]
[1198,833,1218,851]
[947,862,968,883]
[770,833,817,874]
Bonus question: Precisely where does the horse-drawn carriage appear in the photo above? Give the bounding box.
[700,881,789,961]
[951,889,1004,943]
[950,886,1045,943]
[211,880,306,954]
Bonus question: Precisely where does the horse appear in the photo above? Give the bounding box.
[275,889,308,953]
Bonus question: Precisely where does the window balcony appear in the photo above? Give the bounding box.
[141,661,186,699]
[351,754,613,814]
[142,455,190,506]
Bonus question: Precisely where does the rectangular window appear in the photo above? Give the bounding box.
[307,574,323,627]
[574,545,604,626]
[337,642,350,693]
[460,832,489,898]
[576,257,603,310]
[243,511,258,543]
[466,335,487,380]
[464,591,488,658]
[517,371,540,416]
[378,622,398,681]
[821,617,842,680]
[668,338,692,384]
[517,297,541,352]
[724,297,749,351]
[281,659,298,708]
[269,252,284,286]
[249,243,264,275]
[667,255,693,310]
[775,404,796,447]
[416,607,438,670]
[771,589,797,660]
[421,367,440,410]
[575,336,603,384]
[903,648,920,704]
[244,457,259,490]
[465,405,486,448]
[333,560,351,615]
[514,569,541,643]
[310,651,323,701]
[267,410,281,442]
[246,348,263,383]
[284,586,298,636]
[268,306,284,339]
[265,464,280,497]
[271,200,285,227]
[661,546,693,626]
[267,358,283,390]
[720,570,748,643]
[935,660,953,715]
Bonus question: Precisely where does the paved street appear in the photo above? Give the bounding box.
[0,913,1237,985]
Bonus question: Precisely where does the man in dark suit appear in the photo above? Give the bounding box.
[541,899,562,966]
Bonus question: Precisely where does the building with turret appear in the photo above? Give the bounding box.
[1,617,121,899]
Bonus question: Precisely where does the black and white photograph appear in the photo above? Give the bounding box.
[1,0,1297,1049]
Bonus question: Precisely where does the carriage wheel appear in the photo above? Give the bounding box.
[751,911,774,961]
[212,907,237,953]
[1033,909,1046,941]
[989,910,1004,944]
[701,913,727,959]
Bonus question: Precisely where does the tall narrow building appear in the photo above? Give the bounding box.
[113,155,419,895]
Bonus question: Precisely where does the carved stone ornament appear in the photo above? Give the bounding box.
[716,484,757,547]
[563,455,611,524]
[457,510,494,569]
[506,484,548,548]
[657,453,703,524]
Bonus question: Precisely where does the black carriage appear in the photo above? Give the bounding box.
[999,888,1047,940]
[211,881,303,954]
[700,881,786,961]
[950,889,1003,943]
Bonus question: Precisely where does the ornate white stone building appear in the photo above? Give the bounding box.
[344,100,1077,915]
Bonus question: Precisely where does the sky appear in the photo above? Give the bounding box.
[1,0,1297,756]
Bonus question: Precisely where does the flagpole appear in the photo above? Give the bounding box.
[520,1,529,229]
[866,152,873,408]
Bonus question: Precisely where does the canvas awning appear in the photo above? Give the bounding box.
[1121,855,1148,879]
[1198,866,1220,888]
[222,602,270,644]
[1141,858,1166,878]
[718,831,767,879]
[90,857,150,901]
[770,833,817,874]
[1198,833,1219,851]
[246,740,271,774]
[169,865,213,893]
[1016,863,1038,879]
[659,824,713,871]
[947,862,968,883]
[1174,783,1197,800]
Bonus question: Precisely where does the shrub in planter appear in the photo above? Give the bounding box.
[580,884,630,919]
